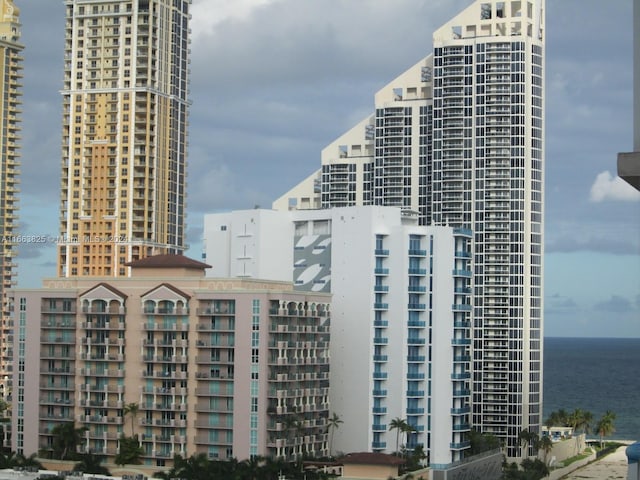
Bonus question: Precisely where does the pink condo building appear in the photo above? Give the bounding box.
[11,255,330,467]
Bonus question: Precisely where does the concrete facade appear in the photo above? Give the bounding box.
[58,0,192,278]
[11,256,330,467]
[204,206,473,466]
[0,0,22,409]
[273,0,546,457]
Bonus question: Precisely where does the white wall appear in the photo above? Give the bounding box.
[202,206,465,461]
[203,210,292,281]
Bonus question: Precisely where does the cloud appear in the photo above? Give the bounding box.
[545,294,578,314]
[546,234,640,256]
[593,295,636,313]
[16,241,54,260]
[191,0,282,40]
[589,171,640,202]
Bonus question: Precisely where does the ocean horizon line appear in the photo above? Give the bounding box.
[544,336,640,340]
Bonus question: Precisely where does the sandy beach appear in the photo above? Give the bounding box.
[559,445,629,480]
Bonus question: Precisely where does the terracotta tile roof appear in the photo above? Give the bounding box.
[339,452,405,466]
[125,254,211,270]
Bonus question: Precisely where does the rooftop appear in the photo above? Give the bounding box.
[125,254,211,270]
[339,452,406,466]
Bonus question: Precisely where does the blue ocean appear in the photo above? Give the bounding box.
[543,337,640,441]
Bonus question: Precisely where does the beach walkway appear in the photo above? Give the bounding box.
[552,445,629,479]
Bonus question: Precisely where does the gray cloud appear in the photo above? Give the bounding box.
[593,295,636,313]
[13,0,638,297]
[546,234,640,256]
[16,242,53,260]
[545,294,578,314]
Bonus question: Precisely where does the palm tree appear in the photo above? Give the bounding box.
[569,408,592,453]
[16,452,42,469]
[518,429,538,458]
[0,451,41,469]
[557,409,570,426]
[50,422,87,460]
[114,434,143,467]
[74,453,111,476]
[327,412,343,457]
[581,410,593,451]
[123,402,139,438]
[237,455,265,480]
[154,454,186,480]
[596,410,616,448]
[282,415,301,460]
[538,435,553,465]
[180,452,214,480]
[389,417,408,454]
[401,423,417,455]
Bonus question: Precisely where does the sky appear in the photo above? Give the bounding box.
[13,0,640,338]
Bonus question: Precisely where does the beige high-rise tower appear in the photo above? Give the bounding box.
[0,0,22,402]
[58,0,191,278]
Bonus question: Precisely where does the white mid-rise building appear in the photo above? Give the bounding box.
[204,206,473,467]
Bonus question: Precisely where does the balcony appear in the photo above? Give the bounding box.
[450,441,471,450]
[452,304,472,312]
[406,408,425,415]
[407,268,426,275]
[406,390,425,397]
[451,406,471,415]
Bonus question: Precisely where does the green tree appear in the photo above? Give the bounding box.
[74,453,111,476]
[154,454,186,480]
[50,422,87,460]
[545,409,570,428]
[282,415,302,460]
[405,444,427,471]
[502,458,549,480]
[16,452,42,469]
[401,423,417,456]
[596,410,616,448]
[123,402,139,438]
[0,399,9,417]
[114,434,143,466]
[389,417,408,454]
[518,429,539,458]
[0,451,18,469]
[569,408,592,453]
[183,452,216,480]
[327,412,343,457]
[0,451,42,470]
[469,429,501,455]
[538,435,553,465]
